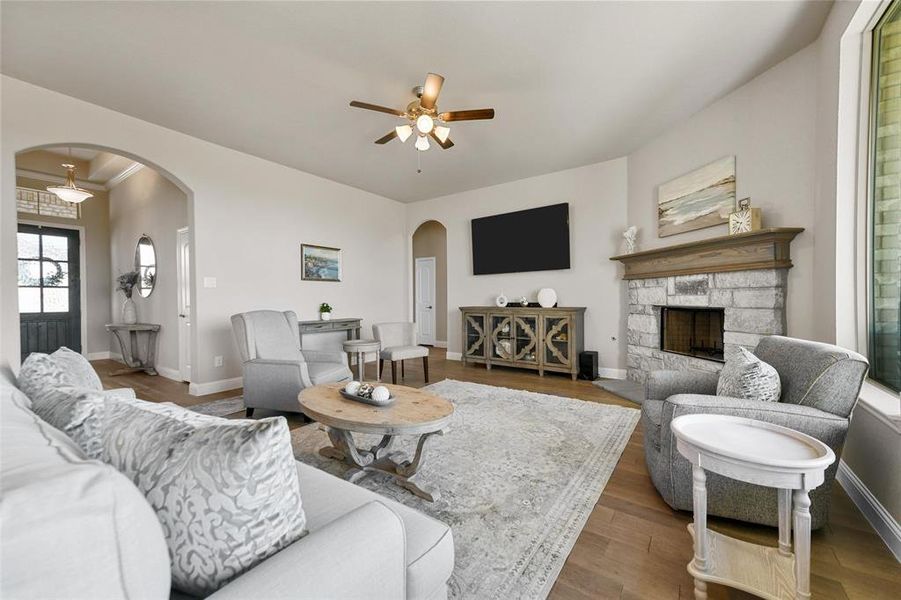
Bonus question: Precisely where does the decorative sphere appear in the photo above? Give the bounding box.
[372,386,390,402]
[357,383,375,399]
[344,381,361,395]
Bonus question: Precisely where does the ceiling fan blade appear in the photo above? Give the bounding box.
[429,131,454,150]
[350,101,405,117]
[374,130,399,144]
[438,108,495,122]
[419,73,445,110]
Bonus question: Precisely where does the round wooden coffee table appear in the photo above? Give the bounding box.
[298,382,454,502]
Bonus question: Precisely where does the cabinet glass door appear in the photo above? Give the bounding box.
[464,314,486,358]
[543,315,572,367]
[490,314,514,361]
[514,315,539,364]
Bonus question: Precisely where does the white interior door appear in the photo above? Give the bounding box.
[415,257,436,345]
[177,227,192,382]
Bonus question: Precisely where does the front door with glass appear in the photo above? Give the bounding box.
[17,224,81,360]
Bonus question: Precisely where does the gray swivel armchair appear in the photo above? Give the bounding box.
[642,335,868,529]
[231,310,352,417]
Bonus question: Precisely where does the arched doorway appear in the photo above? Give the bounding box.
[411,220,448,348]
[12,143,194,381]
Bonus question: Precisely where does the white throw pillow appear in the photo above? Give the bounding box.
[99,396,307,596]
[717,346,781,403]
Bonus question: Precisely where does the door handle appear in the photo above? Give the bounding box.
[179,314,187,318]
[426,306,433,309]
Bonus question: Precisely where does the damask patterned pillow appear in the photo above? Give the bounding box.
[99,397,307,596]
[17,347,102,403]
[717,346,782,403]
[29,386,136,459]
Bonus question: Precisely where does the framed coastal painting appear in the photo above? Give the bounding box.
[657,156,736,238]
[301,244,342,282]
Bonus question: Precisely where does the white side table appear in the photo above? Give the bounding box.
[342,339,381,382]
[670,414,835,600]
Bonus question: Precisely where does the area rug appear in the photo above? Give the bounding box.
[593,378,645,405]
[291,379,640,600]
[186,395,245,417]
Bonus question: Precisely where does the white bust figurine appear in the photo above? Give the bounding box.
[623,226,638,254]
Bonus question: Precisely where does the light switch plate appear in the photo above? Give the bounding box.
[203,277,217,288]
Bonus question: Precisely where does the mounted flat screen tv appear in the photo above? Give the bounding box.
[471,203,570,275]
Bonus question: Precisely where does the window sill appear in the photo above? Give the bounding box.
[857,380,901,432]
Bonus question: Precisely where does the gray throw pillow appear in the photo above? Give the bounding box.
[31,386,136,459]
[17,347,102,403]
[717,346,781,403]
[99,396,307,596]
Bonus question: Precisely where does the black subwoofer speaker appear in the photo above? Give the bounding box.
[578,351,598,380]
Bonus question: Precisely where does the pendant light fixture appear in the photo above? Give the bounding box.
[46,148,93,204]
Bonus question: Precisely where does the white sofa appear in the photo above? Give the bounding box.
[0,372,454,599]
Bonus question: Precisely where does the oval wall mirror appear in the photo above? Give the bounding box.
[135,235,157,298]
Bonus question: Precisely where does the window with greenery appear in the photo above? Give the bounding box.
[870,0,901,392]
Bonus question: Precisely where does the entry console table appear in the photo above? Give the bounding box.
[105,323,161,376]
[671,414,835,600]
[459,306,585,380]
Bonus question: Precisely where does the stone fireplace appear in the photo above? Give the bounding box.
[626,270,786,382]
[610,228,802,383]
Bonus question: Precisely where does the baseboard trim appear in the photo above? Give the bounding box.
[446,351,462,361]
[836,459,901,562]
[599,367,627,380]
[86,351,111,361]
[156,365,183,382]
[189,377,243,397]
[434,340,448,348]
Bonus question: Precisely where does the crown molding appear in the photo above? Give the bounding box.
[15,168,106,191]
[105,162,144,189]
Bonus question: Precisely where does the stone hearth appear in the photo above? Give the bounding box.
[626,269,787,382]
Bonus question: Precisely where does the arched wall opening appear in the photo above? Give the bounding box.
[411,220,448,347]
[10,142,196,381]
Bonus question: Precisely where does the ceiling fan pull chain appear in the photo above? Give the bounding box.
[417,149,422,174]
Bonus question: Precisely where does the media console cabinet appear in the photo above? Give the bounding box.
[459,306,585,379]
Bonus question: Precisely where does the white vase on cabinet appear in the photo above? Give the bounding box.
[122,297,138,324]
[537,288,558,308]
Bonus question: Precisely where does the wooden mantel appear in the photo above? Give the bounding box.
[610,228,804,280]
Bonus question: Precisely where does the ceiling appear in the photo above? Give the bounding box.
[1,1,832,203]
[18,147,143,188]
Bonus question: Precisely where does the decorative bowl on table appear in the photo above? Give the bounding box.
[340,381,395,406]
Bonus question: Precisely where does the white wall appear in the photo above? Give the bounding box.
[626,43,821,343]
[109,167,187,375]
[0,76,408,388]
[405,158,628,372]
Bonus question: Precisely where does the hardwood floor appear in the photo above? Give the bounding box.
[93,349,900,600]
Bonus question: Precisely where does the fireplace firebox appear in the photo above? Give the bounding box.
[659,306,725,362]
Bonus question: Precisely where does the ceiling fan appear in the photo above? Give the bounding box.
[350,73,495,152]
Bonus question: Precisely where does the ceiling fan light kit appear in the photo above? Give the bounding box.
[350,72,495,161]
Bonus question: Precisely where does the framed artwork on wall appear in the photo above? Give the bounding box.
[301,244,342,282]
[657,156,736,238]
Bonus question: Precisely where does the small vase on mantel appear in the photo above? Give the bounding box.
[122,297,138,324]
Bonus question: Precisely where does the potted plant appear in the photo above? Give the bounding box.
[319,302,333,321]
[116,270,140,324]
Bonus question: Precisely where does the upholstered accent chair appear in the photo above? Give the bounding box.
[373,322,430,384]
[642,335,868,530]
[231,310,352,416]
